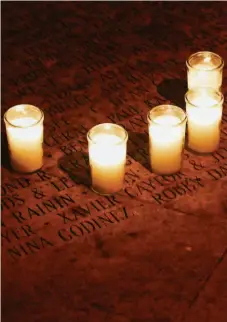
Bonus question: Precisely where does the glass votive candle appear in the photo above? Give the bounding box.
[4,104,44,173]
[87,123,128,195]
[186,51,224,90]
[185,87,224,153]
[147,105,187,175]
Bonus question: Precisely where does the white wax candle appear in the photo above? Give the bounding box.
[186,95,222,153]
[6,116,43,173]
[89,134,126,194]
[187,56,223,90]
[149,115,185,174]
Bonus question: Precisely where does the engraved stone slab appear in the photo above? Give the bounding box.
[1,2,227,322]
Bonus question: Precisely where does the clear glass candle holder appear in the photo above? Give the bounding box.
[186,51,224,90]
[185,87,224,153]
[147,105,187,175]
[87,123,128,195]
[4,104,44,173]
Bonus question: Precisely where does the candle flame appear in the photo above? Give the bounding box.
[90,134,125,166]
[204,56,211,63]
[15,105,26,114]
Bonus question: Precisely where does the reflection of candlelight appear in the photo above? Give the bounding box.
[185,88,224,153]
[186,51,224,90]
[148,105,186,175]
[4,105,44,173]
[87,124,128,195]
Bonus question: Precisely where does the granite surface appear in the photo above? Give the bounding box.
[1,2,227,322]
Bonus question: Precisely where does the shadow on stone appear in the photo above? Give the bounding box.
[127,131,150,170]
[1,133,11,171]
[58,152,91,186]
[157,78,187,109]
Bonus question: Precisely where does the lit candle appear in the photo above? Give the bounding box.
[87,123,128,195]
[186,51,224,90]
[4,104,44,173]
[147,105,186,175]
[185,88,224,153]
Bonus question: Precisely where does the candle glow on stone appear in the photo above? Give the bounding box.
[148,106,186,175]
[4,105,44,173]
[88,124,128,195]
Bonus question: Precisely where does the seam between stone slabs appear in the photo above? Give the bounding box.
[181,246,227,322]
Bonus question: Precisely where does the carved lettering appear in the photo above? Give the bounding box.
[206,163,227,180]
[1,178,30,196]
[211,148,227,163]
[7,236,54,261]
[1,194,25,211]
[56,206,133,243]
[152,177,204,205]
[2,225,36,244]
[11,193,75,224]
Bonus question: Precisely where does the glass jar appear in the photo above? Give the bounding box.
[147,105,187,175]
[87,123,128,195]
[4,104,44,173]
